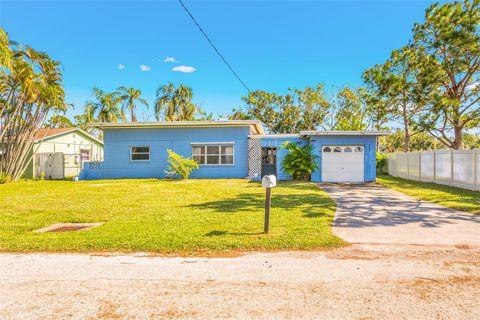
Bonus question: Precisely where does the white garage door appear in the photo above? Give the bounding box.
[322,146,364,182]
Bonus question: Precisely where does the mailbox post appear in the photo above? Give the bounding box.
[261,175,276,234]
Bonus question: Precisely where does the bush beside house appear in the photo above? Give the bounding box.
[165,149,199,179]
[281,142,319,181]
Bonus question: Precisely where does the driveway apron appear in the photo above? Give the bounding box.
[321,183,480,246]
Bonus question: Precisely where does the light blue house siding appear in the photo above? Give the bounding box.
[81,126,250,179]
[259,135,377,182]
[259,136,304,181]
[309,135,377,182]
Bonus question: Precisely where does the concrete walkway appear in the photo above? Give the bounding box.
[321,183,480,246]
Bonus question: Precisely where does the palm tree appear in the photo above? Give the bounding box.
[0,29,67,180]
[154,82,197,121]
[84,88,125,123]
[0,28,12,70]
[117,86,149,122]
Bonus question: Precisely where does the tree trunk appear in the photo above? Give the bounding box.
[130,103,136,122]
[401,101,410,152]
[453,125,462,150]
[403,119,410,152]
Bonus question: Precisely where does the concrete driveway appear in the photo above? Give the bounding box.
[321,183,480,246]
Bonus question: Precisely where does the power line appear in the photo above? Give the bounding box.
[177,0,251,92]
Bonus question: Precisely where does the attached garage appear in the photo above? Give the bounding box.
[300,131,388,183]
[321,145,364,182]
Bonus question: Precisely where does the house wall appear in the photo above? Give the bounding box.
[309,135,377,182]
[259,137,304,181]
[82,126,250,179]
[23,131,103,179]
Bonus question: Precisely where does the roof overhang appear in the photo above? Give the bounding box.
[89,120,264,135]
[300,130,390,137]
[34,128,104,145]
[249,134,301,139]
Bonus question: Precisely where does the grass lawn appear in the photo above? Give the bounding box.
[377,175,480,214]
[0,179,344,254]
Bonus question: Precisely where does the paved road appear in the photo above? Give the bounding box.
[321,183,480,246]
[1,245,479,319]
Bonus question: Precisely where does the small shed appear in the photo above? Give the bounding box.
[22,128,103,179]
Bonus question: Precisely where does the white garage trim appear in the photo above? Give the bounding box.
[322,145,364,182]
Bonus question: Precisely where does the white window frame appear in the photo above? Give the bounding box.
[80,149,91,161]
[322,145,365,153]
[191,142,235,166]
[130,146,150,161]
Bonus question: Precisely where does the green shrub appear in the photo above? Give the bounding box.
[165,149,199,179]
[281,142,319,180]
[0,173,11,184]
[376,153,388,174]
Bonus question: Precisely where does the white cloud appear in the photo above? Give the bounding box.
[172,65,196,73]
[118,64,125,70]
[163,56,179,63]
[140,64,151,72]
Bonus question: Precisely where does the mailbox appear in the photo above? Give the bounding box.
[262,175,277,188]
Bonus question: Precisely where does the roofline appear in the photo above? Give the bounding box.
[89,120,264,135]
[35,128,104,145]
[249,134,301,139]
[300,130,390,137]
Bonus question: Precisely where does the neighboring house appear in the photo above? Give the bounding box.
[23,127,104,179]
[80,121,387,182]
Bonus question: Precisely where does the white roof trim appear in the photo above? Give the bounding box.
[35,128,104,145]
[89,120,264,135]
[250,134,301,138]
[300,130,389,136]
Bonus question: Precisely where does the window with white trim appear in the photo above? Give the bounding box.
[192,144,234,165]
[130,146,150,161]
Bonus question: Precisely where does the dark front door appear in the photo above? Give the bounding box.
[261,147,277,177]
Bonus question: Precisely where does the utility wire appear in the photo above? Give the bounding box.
[177,0,251,92]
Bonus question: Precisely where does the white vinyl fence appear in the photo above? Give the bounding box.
[387,149,480,191]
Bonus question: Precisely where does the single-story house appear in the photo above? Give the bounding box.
[23,127,104,179]
[80,120,387,182]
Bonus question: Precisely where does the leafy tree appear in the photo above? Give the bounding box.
[230,84,331,133]
[280,142,318,180]
[227,107,252,120]
[294,83,330,130]
[231,84,381,134]
[154,82,199,121]
[83,88,125,123]
[0,28,67,180]
[363,46,426,151]
[413,0,480,149]
[73,114,89,132]
[117,86,149,122]
[462,132,480,149]
[327,87,374,131]
[382,129,441,152]
[45,114,74,128]
[238,90,299,133]
[195,108,215,120]
[164,149,199,179]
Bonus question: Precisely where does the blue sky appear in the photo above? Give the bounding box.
[1,0,443,120]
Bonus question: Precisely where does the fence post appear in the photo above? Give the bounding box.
[396,153,399,177]
[473,149,478,191]
[450,149,454,187]
[433,150,437,184]
[419,151,422,182]
[407,152,410,179]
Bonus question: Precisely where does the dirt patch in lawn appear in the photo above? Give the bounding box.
[33,223,103,233]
